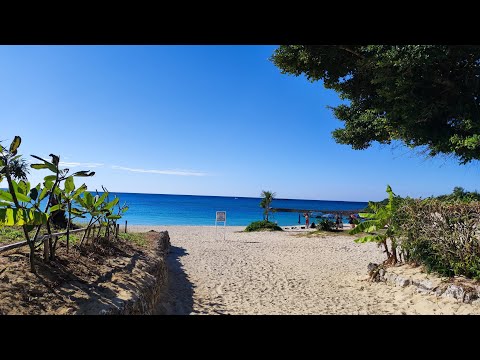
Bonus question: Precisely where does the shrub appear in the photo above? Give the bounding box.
[397,199,480,279]
[317,219,335,231]
[244,220,283,232]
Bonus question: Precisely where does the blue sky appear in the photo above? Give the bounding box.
[1,45,479,202]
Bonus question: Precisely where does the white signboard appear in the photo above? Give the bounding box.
[215,211,226,240]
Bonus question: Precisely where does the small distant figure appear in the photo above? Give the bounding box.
[298,213,301,224]
[335,214,342,230]
[349,214,356,229]
[305,212,310,229]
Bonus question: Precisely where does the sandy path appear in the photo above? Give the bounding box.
[130,225,480,315]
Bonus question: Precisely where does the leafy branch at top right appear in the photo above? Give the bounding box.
[271,45,480,164]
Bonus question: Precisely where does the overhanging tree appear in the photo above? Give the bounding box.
[271,45,480,164]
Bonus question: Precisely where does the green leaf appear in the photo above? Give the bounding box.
[354,234,386,243]
[9,136,21,155]
[44,175,57,182]
[121,206,129,213]
[38,186,49,201]
[30,187,39,201]
[0,190,13,202]
[358,212,376,219]
[72,184,87,197]
[70,207,84,216]
[14,191,31,203]
[30,155,58,173]
[104,197,119,210]
[31,163,49,170]
[94,192,108,207]
[49,204,63,212]
[0,200,13,207]
[17,180,28,195]
[107,215,122,220]
[65,176,75,193]
[72,171,95,177]
[85,192,94,207]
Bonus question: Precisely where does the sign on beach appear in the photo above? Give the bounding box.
[216,211,226,222]
[215,211,226,240]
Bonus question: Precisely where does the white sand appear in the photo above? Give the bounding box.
[129,225,480,315]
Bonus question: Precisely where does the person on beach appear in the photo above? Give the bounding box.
[305,213,310,228]
[349,214,356,229]
[335,214,341,230]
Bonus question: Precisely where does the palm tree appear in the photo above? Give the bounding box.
[260,190,276,222]
[2,157,29,181]
[1,139,29,183]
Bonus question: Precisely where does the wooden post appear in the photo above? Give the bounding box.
[125,220,127,233]
[116,224,120,238]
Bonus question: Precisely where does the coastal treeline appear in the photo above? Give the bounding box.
[0,136,128,272]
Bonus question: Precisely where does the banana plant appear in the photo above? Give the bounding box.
[0,136,49,272]
[349,185,401,264]
[76,189,117,245]
[30,153,94,261]
[48,176,87,254]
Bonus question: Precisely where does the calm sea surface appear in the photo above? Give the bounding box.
[104,193,367,226]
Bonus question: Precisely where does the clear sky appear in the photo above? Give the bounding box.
[1,45,479,202]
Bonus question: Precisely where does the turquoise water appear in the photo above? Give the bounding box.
[104,193,367,226]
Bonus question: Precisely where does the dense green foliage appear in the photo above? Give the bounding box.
[436,186,480,202]
[244,220,283,232]
[397,199,480,279]
[0,135,128,272]
[317,219,335,231]
[260,190,275,221]
[271,45,480,164]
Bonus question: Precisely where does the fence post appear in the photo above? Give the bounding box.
[125,220,127,233]
[116,224,120,238]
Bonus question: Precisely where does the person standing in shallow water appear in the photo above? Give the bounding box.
[305,213,309,228]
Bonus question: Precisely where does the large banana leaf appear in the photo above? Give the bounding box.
[104,197,119,210]
[65,176,75,193]
[94,192,108,207]
[9,136,21,155]
[30,155,58,173]
[0,208,48,226]
[354,234,387,243]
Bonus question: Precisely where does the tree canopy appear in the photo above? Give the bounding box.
[270,45,480,164]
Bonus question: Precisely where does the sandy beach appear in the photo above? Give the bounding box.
[129,225,480,315]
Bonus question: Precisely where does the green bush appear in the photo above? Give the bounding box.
[244,221,283,232]
[318,219,335,231]
[397,199,480,279]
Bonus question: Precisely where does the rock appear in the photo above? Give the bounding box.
[395,276,410,287]
[367,263,379,272]
[417,279,437,292]
[384,272,398,284]
[443,285,465,301]
[464,291,478,303]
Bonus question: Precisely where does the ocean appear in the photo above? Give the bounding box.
[103,193,367,226]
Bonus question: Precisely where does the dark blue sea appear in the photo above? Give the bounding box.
[106,193,367,226]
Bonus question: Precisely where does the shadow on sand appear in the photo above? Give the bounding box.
[156,245,194,315]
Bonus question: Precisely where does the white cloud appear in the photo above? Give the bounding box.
[111,165,208,176]
[59,162,104,168]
